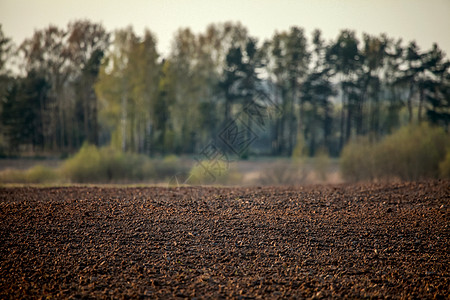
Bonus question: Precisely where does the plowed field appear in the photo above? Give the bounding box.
[1,181,449,298]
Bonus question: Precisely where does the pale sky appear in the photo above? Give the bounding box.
[1,0,450,57]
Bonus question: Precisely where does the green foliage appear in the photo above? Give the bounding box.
[163,154,179,164]
[96,27,160,154]
[61,143,154,183]
[61,143,103,182]
[340,137,377,181]
[26,165,59,183]
[340,123,450,181]
[0,169,28,184]
[1,20,450,161]
[0,165,59,184]
[1,72,48,152]
[439,149,450,178]
[14,21,109,152]
[0,150,183,184]
[153,155,185,180]
[313,149,331,181]
[292,135,307,163]
[380,123,448,180]
[188,160,242,185]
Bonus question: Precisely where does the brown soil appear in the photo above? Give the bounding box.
[1,181,449,299]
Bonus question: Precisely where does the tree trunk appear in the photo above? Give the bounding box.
[339,96,346,153]
[345,100,352,144]
[418,87,424,123]
[58,97,64,151]
[83,85,89,145]
[289,79,297,155]
[309,102,318,157]
[370,93,380,136]
[121,94,127,152]
[93,94,99,146]
[357,74,370,136]
[407,82,414,124]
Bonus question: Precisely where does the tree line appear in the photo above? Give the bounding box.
[0,20,449,157]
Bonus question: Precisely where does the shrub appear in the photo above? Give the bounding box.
[340,123,450,181]
[313,149,331,182]
[439,149,450,178]
[26,165,59,183]
[61,143,104,183]
[292,134,307,163]
[100,147,154,182]
[153,155,183,180]
[61,143,154,183]
[379,123,448,180]
[188,160,242,185]
[123,152,154,181]
[0,169,28,184]
[340,137,377,182]
[0,165,59,184]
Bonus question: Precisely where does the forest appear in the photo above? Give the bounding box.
[0,20,449,159]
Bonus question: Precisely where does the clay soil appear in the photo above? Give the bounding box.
[0,181,449,299]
